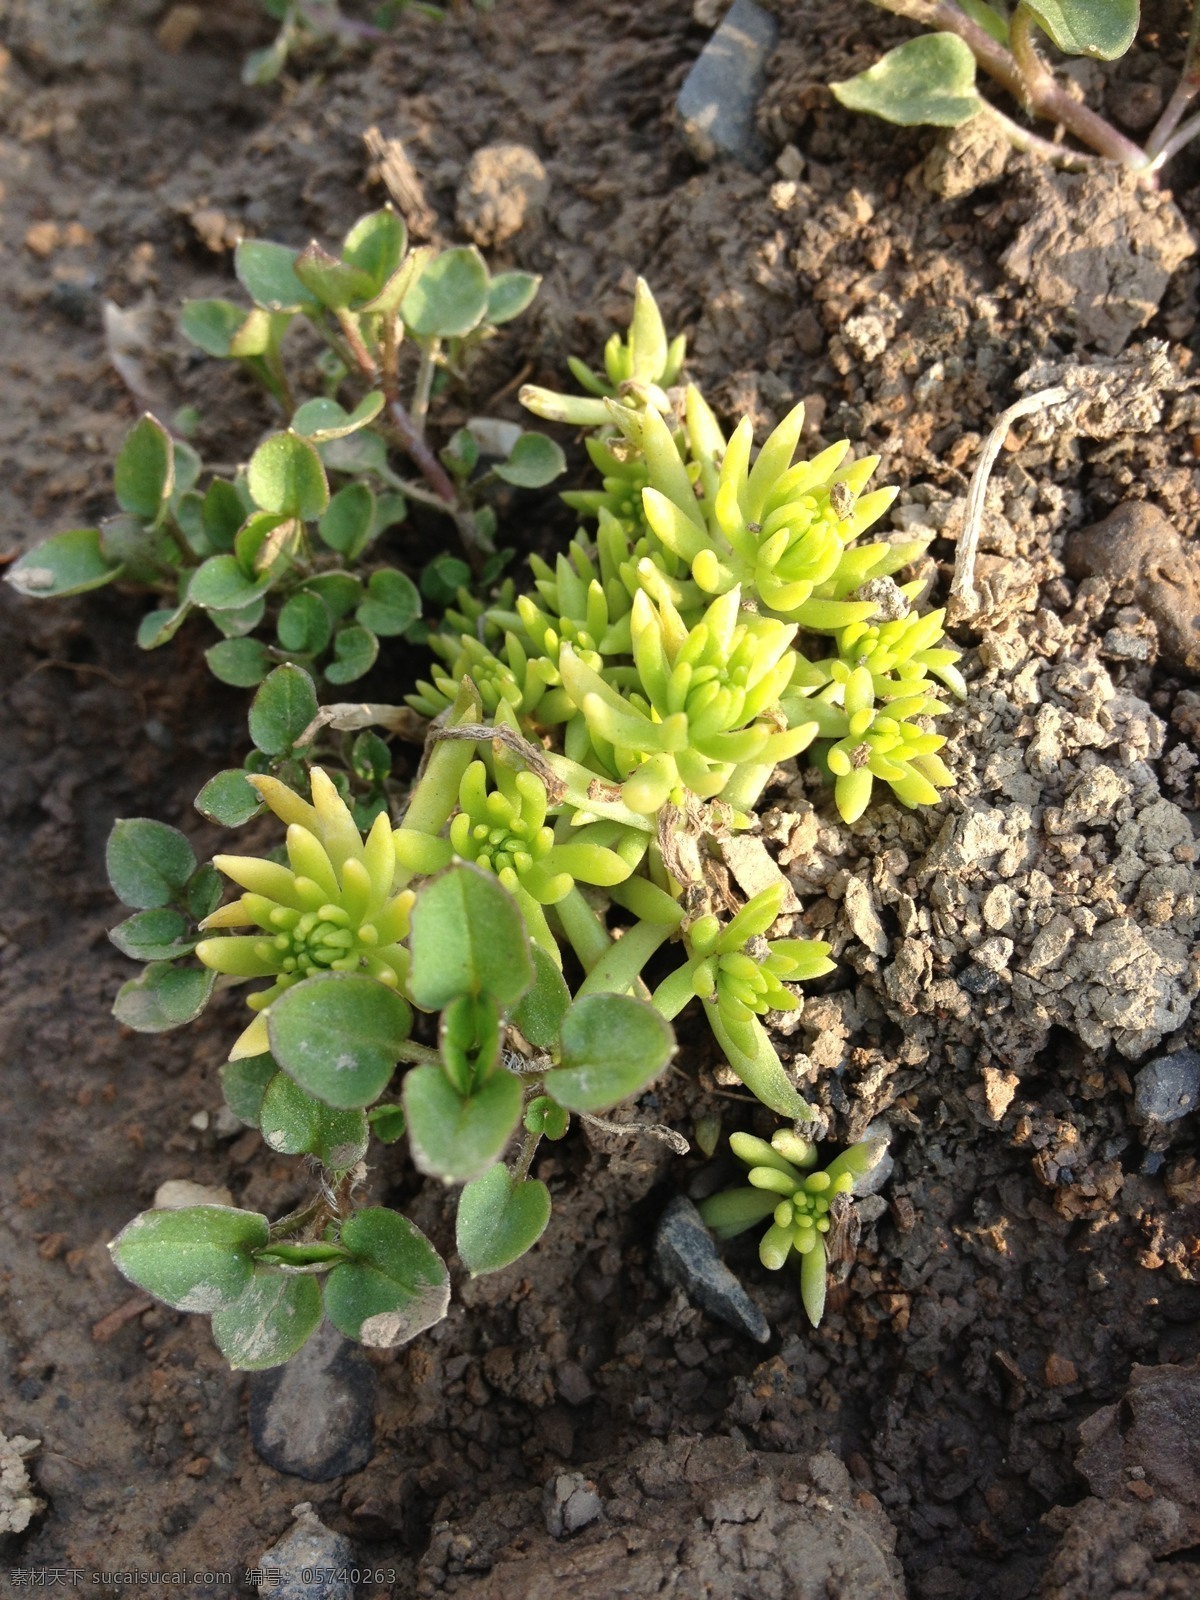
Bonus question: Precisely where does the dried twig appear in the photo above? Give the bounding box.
[947,385,1069,624]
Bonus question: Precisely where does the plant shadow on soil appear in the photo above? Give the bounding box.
[1,1,1199,1596]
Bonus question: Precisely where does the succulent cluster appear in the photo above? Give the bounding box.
[699,1130,882,1326]
[35,279,954,1368]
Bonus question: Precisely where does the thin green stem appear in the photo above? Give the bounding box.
[411,338,440,440]
[1145,0,1200,160]
[510,1126,543,1184]
[576,918,672,997]
[552,885,612,971]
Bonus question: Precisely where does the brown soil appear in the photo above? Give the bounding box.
[2,2,1198,1596]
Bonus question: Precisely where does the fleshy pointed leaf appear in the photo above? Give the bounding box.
[457,1164,551,1276]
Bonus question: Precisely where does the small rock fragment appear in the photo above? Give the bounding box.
[153,1178,234,1210]
[1045,1352,1079,1388]
[456,143,548,248]
[256,1504,357,1600]
[1001,166,1194,354]
[653,1195,770,1342]
[1065,501,1200,677]
[923,115,1010,199]
[1131,1050,1200,1131]
[248,1320,375,1481]
[677,0,778,169]
[543,1471,604,1538]
[0,1433,43,1535]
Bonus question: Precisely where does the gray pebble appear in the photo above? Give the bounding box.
[1132,1050,1200,1127]
[256,1504,357,1600]
[653,1195,770,1343]
[248,1320,375,1482]
[852,1120,895,1197]
[543,1471,604,1538]
[677,0,777,169]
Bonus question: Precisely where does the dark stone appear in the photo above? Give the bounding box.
[256,1505,358,1599]
[653,1194,770,1343]
[1132,1049,1200,1127]
[677,0,778,170]
[248,1319,375,1482]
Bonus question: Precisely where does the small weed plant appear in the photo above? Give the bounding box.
[11,258,959,1362]
[833,0,1200,175]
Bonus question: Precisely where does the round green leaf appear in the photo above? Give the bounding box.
[319,429,389,476]
[259,1070,369,1168]
[494,432,566,489]
[186,864,223,921]
[235,238,315,313]
[110,1205,268,1313]
[107,818,197,909]
[6,528,121,599]
[112,963,217,1033]
[324,624,379,685]
[203,479,250,552]
[342,208,407,293]
[408,864,535,1011]
[108,909,196,963]
[324,1208,450,1347]
[420,553,470,604]
[189,554,273,613]
[208,595,267,638]
[137,602,192,651]
[830,34,984,127]
[180,298,245,358]
[205,638,271,689]
[1024,0,1138,59]
[220,1054,278,1126]
[195,768,265,826]
[292,242,376,310]
[402,1064,523,1184]
[456,1164,551,1276]
[318,483,376,557]
[247,432,330,521]
[401,246,490,338]
[248,664,319,755]
[356,568,421,636]
[542,993,676,1113]
[115,415,174,520]
[368,1104,407,1143]
[268,972,412,1109]
[486,271,540,326]
[211,1270,323,1370]
[292,393,384,442]
[512,945,571,1049]
[302,572,363,619]
[277,590,333,655]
